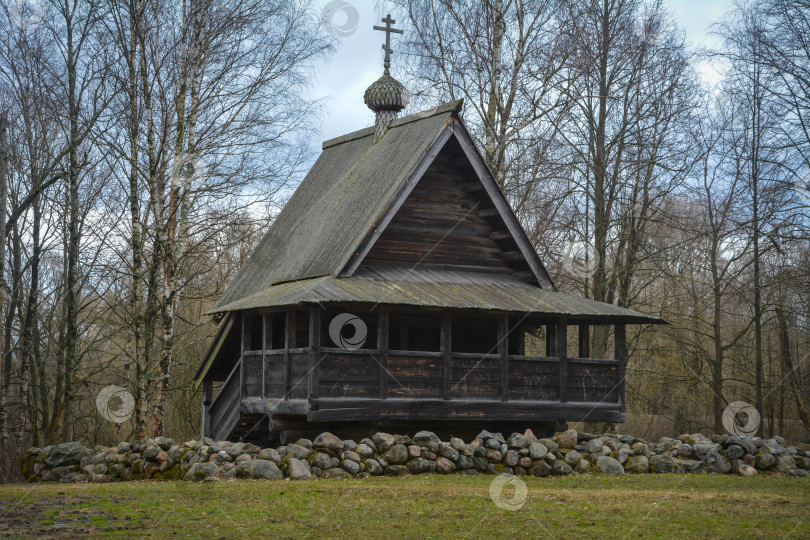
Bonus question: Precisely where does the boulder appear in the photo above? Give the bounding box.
[435,457,456,474]
[45,442,90,468]
[506,433,529,449]
[310,452,336,470]
[184,462,219,481]
[357,444,375,460]
[235,459,283,480]
[407,458,435,474]
[363,459,384,475]
[624,455,649,473]
[154,437,175,451]
[575,459,591,473]
[381,444,408,465]
[505,450,520,467]
[313,432,344,454]
[703,453,731,474]
[650,455,683,474]
[595,456,624,475]
[284,443,312,460]
[691,443,719,461]
[438,443,459,461]
[755,453,776,469]
[775,455,797,472]
[413,431,440,447]
[553,461,573,475]
[373,432,397,453]
[288,458,311,480]
[340,459,361,475]
[257,448,281,463]
[586,439,604,454]
[737,464,757,477]
[528,443,548,460]
[557,429,578,449]
[529,460,552,477]
[564,450,583,467]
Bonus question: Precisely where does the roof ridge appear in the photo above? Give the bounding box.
[322,99,463,149]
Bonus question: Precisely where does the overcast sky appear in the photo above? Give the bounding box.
[307,0,734,141]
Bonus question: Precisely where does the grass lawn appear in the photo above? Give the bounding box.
[0,475,807,538]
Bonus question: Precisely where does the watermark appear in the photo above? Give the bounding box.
[489,475,528,511]
[96,385,135,424]
[722,401,760,439]
[7,0,46,32]
[633,7,662,46]
[561,240,600,279]
[328,312,367,349]
[320,0,359,38]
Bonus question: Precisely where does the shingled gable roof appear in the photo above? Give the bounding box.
[213,99,555,311]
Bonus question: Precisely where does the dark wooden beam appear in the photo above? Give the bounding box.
[615,323,627,409]
[202,379,212,438]
[499,314,509,402]
[309,308,321,403]
[308,398,625,423]
[501,250,523,262]
[578,324,590,359]
[240,315,246,398]
[545,323,556,357]
[378,308,389,399]
[284,308,295,400]
[441,310,451,400]
[261,314,267,399]
[557,318,568,403]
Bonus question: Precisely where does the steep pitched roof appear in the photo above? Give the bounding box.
[214,100,553,311]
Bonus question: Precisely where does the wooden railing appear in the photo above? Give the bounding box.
[208,360,242,440]
[314,349,621,405]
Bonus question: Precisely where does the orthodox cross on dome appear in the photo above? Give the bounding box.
[373,14,403,74]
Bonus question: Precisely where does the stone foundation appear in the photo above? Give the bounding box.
[21,429,810,483]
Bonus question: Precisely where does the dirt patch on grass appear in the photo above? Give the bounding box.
[0,494,136,538]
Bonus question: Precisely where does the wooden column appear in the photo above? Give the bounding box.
[309,308,321,404]
[378,308,389,399]
[202,379,212,438]
[240,315,246,398]
[260,314,266,399]
[441,310,451,400]
[499,314,509,402]
[557,318,568,403]
[284,308,295,399]
[546,323,557,357]
[615,323,627,408]
[578,324,590,359]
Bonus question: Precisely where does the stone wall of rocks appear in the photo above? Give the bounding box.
[21,429,810,483]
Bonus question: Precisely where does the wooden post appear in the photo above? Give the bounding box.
[499,314,509,402]
[284,308,295,399]
[578,324,590,359]
[441,310,451,400]
[261,314,267,399]
[615,323,627,408]
[546,323,556,357]
[202,379,212,438]
[309,308,321,404]
[240,315,246,398]
[557,318,568,403]
[378,308,389,399]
